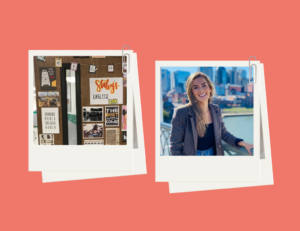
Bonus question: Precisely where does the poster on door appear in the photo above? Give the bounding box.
[89,77,123,105]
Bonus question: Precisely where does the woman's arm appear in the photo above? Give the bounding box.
[238,141,254,156]
[170,108,186,156]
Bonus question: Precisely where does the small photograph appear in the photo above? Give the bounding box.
[106,128,120,145]
[105,106,119,126]
[122,131,127,142]
[83,107,103,122]
[122,105,127,131]
[38,92,60,107]
[70,62,78,71]
[123,77,127,87]
[83,123,103,139]
[89,64,97,73]
[108,65,114,72]
[39,134,54,145]
[84,140,104,145]
[55,58,62,67]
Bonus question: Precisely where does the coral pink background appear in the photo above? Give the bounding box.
[1,0,299,230]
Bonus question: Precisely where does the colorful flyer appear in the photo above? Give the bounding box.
[122,105,127,131]
[105,106,119,126]
[89,77,123,105]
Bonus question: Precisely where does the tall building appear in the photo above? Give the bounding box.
[216,67,227,85]
[174,71,190,93]
[197,67,214,82]
[161,69,171,93]
[170,72,175,90]
[215,84,225,96]
[237,69,247,85]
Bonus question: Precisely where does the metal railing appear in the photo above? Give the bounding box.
[160,122,172,156]
[160,122,253,156]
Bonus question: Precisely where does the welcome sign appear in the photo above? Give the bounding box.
[90,77,123,105]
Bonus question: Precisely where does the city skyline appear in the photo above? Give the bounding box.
[161,66,251,79]
[161,66,253,95]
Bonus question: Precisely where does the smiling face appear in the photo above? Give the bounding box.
[192,77,212,103]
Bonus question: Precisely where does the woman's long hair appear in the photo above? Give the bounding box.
[186,72,216,137]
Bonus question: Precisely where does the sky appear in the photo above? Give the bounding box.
[161,66,252,79]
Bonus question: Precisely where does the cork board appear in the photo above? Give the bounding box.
[33,56,127,145]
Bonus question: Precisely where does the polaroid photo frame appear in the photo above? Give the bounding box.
[42,53,147,182]
[156,61,261,182]
[29,50,134,171]
[169,64,273,192]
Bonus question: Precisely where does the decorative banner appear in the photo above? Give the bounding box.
[41,108,60,134]
[84,140,104,145]
[83,123,103,139]
[105,106,119,126]
[39,134,54,145]
[55,58,62,67]
[38,92,60,107]
[106,128,120,145]
[122,131,127,142]
[40,67,57,90]
[90,77,123,105]
[83,107,103,122]
[122,105,127,131]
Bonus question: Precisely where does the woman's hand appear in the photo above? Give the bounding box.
[238,141,254,156]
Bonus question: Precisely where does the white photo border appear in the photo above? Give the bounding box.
[29,50,133,171]
[156,61,261,182]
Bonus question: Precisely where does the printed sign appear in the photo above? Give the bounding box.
[106,128,120,145]
[90,77,123,105]
[84,140,104,145]
[40,67,56,90]
[105,106,119,126]
[41,108,60,134]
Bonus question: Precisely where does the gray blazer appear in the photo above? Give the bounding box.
[170,103,240,156]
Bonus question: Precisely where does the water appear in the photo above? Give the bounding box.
[222,115,253,144]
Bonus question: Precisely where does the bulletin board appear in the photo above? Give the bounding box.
[33,56,127,145]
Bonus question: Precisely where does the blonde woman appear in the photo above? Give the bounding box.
[170,72,253,156]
